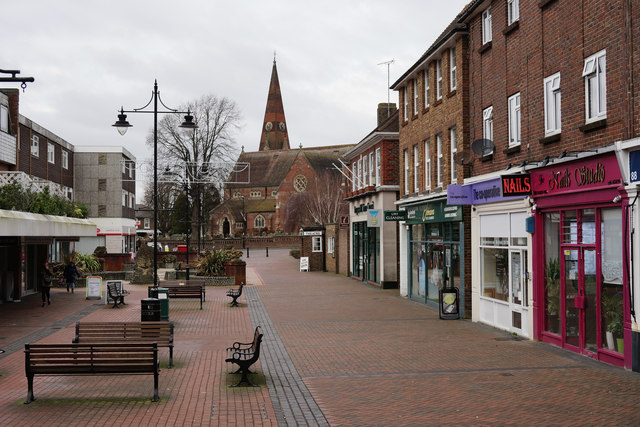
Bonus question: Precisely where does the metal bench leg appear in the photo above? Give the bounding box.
[231,366,258,387]
[25,375,35,404]
[169,346,173,369]
[153,370,159,402]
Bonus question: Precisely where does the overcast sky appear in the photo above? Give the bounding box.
[4,0,468,189]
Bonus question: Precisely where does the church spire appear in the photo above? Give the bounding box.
[259,58,290,151]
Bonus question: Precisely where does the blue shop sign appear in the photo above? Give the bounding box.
[630,150,640,183]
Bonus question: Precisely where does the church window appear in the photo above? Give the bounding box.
[271,190,278,197]
[233,191,242,198]
[250,190,261,198]
[254,215,266,229]
[294,175,307,192]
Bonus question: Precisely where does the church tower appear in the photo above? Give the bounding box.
[259,58,290,151]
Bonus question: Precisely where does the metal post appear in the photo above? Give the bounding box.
[246,247,250,258]
[153,81,158,287]
[185,183,191,281]
[266,247,269,257]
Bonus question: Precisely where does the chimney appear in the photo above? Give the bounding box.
[377,103,397,127]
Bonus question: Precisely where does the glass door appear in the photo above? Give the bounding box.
[510,250,527,332]
[562,247,598,354]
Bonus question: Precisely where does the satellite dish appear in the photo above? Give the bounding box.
[471,139,494,156]
[454,151,473,166]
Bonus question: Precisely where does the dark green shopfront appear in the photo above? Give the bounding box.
[404,199,469,317]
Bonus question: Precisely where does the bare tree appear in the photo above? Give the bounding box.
[147,94,242,236]
[282,170,347,232]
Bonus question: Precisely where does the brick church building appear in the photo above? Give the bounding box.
[209,60,352,237]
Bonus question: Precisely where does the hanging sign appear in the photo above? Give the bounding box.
[384,210,407,221]
[367,210,381,227]
[501,174,532,197]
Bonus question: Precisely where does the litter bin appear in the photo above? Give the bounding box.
[141,298,161,321]
[147,287,169,321]
[439,287,460,320]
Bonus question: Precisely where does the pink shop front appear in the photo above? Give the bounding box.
[531,152,630,368]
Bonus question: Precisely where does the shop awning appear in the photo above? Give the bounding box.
[0,209,97,237]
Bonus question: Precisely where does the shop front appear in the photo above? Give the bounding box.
[449,176,532,337]
[531,152,629,368]
[404,199,465,314]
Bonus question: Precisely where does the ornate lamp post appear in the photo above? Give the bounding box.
[113,80,197,286]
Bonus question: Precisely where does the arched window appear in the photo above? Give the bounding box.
[254,215,265,229]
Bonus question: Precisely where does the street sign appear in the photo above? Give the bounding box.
[384,210,406,221]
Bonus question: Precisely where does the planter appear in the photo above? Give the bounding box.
[224,260,246,286]
[164,263,175,269]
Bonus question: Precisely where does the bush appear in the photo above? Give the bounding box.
[289,249,300,259]
[93,246,108,257]
[74,253,101,273]
[162,254,177,263]
[0,183,88,218]
[196,248,242,276]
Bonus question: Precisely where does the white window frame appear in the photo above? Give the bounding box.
[144,218,150,229]
[122,190,127,207]
[362,155,368,187]
[122,160,126,174]
[413,144,419,193]
[450,47,457,91]
[358,157,363,189]
[424,69,430,108]
[436,59,443,100]
[129,193,135,209]
[507,0,519,25]
[544,73,561,135]
[312,236,322,252]
[0,105,8,133]
[327,236,335,254]
[403,86,408,121]
[404,149,409,195]
[351,163,357,191]
[48,143,55,164]
[436,134,443,187]
[424,139,431,190]
[483,107,494,154]
[129,161,134,178]
[413,79,419,115]
[62,150,69,169]
[375,148,381,186]
[368,152,374,186]
[583,49,606,123]
[31,135,39,157]
[482,7,492,45]
[450,127,457,183]
[508,93,521,147]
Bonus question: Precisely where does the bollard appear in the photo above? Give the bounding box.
[247,247,250,258]
[266,247,269,257]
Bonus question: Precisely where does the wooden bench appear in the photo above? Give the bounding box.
[165,285,204,310]
[24,342,159,404]
[225,326,263,387]
[107,282,129,308]
[72,321,175,368]
[226,282,244,307]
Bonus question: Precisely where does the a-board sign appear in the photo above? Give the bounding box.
[105,280,123,304]
[300,257,309,272]
[86,276,102,300]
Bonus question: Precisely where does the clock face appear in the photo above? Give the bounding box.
[265,122,273,131]
[279,122,286,131]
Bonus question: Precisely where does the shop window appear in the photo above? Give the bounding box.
[544,212,561,334]
[312,236,322,252]
[601,208,623,353]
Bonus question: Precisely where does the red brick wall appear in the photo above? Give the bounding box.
[467,0,638,176]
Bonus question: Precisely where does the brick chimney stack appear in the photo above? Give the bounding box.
[377,103,397,127]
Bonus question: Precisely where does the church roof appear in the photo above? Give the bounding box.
[259,60,290,151]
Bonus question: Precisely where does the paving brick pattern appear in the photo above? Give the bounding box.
[1,250,640,426]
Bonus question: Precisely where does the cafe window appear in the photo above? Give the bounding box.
[312,236,322,252]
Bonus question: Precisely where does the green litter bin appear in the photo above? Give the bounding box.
[147,287,169,321]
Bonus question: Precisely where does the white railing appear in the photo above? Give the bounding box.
[0,171,66,198]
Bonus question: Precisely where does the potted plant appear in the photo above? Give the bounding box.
[601,289,623,352]
[162,254,177,269]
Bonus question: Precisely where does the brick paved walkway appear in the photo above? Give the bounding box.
[0,248,639,426]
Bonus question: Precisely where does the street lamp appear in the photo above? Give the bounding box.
[241,195,246,249]
[113,80,197,287]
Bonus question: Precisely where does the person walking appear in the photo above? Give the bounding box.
[41,261,53,307]
[64,260,80,293]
